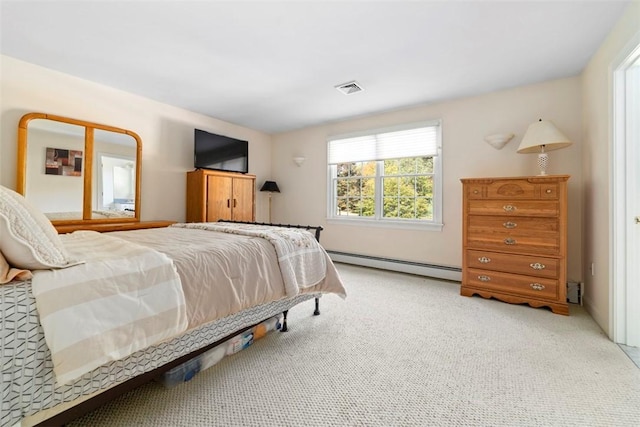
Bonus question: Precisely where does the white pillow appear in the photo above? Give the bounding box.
[0,185,80,270]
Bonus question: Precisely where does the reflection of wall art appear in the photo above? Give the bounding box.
[45,147,83,176]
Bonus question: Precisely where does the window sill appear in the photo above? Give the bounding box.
[326,217,444,231]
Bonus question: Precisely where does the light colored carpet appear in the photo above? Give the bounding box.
[70,263,640,426]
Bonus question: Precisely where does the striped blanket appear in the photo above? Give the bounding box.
[171,222,327,297]
[31,231,187,385]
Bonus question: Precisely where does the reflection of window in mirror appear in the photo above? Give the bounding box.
[113,164,135,201]
[98,154,136,217]
[93,127,137,220]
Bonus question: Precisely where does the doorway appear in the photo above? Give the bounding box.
[97,153,136,213]
[612,36,640,349]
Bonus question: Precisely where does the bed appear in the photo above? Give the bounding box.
[0,185,346,427]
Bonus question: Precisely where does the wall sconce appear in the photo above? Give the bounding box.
[484,133,515,150]
[517,119,572,175]
[293,156,305,167]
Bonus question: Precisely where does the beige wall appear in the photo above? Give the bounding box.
[0,55,274,223]
[11,8,640,329]
[273,77,584,281]
[581,2,640,335]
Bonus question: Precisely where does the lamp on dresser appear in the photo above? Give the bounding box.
[517,119,572,175]
[260,180,280,223]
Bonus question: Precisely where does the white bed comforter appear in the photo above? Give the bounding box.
[111,226,346,330]
[31,231,187,385]
[171,222,327,297]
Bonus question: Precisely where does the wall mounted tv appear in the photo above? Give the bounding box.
[194,129,248,174]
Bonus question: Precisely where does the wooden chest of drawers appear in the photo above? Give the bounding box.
[460,175,569,315]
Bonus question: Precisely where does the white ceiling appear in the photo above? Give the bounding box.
[0,1,630,134]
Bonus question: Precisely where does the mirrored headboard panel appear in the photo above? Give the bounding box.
[17,112,142,226]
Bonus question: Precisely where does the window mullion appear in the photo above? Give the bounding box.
[375,160,383,219]
[359,175,364,216]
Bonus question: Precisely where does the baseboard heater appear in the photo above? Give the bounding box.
[327,250,462,282]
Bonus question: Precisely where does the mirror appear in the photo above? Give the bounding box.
[17,112,142,226]
[93,129,138,220]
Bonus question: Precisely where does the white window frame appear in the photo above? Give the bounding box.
[326,120,443,231]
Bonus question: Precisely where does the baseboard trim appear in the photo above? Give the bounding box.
[327,250,461,282]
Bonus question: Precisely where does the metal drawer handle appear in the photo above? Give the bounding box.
[478,275,491,282]
[530,262,546,270]
[530,283,545,291]
[504,238,516,245]
[503,221,517,229]
[546,189,552,194]
[503,205,516,212]
[473,189,479,194]
[478,257,491,264]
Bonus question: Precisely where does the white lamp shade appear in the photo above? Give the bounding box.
[517,120,572,153]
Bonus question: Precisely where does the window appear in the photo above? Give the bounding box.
[327,121,442,230]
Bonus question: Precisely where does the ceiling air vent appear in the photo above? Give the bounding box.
[335,81,364,95]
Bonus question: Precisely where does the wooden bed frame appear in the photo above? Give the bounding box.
[33,221,325,426]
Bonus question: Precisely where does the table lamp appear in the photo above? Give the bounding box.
[517,119,572,176]
[260,180,280,223]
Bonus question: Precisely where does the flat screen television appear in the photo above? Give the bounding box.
[194,129,248,174]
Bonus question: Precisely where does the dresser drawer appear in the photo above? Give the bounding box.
[486,179,538,199]
[468,216,558,234]
[467,268,558,300]
[466,179,560,200]
[539,183,560,199]
[468,200,559,217]
[466,250,559,278]
[467,215,559,255]
[467,231,559,255]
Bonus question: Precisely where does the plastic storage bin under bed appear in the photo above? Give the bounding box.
[157,314,282,387]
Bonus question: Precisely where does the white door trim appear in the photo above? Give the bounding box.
[610,32,640,345]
